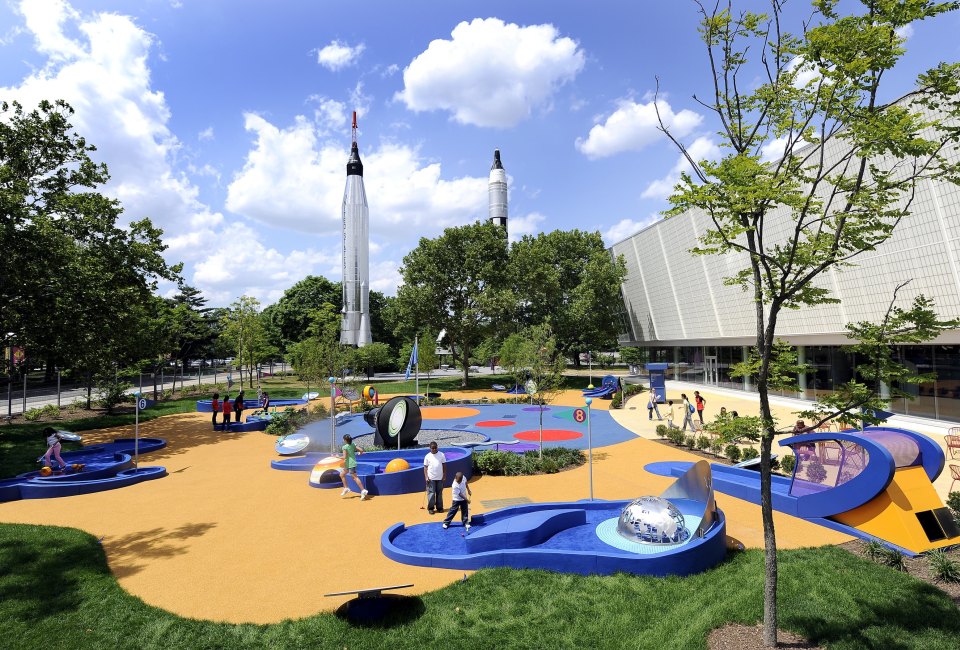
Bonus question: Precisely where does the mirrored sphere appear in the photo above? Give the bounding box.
[616,496,688,545]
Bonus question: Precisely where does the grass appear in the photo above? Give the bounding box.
[0,524,957,649]
[372,372,596,396]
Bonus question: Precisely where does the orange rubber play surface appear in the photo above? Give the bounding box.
[0,406,851,624]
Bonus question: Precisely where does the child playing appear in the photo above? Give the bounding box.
[42,427,67,471]
[211,392,220,430]
[339,434,369,500]
[221,393,232,430]
[666,400,676,429]
[442,471,472,530]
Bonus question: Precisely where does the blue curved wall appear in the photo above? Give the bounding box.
[308,447,474,496]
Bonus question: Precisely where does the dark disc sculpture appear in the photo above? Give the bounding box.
[370,396,422,448]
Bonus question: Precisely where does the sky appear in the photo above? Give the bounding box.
[2,0,958,307]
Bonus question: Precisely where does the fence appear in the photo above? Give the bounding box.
[1,361,288,418]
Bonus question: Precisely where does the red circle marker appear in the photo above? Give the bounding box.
[475,420,515,427]
[514,429,583,441]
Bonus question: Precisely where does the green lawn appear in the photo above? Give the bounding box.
[0,524,956,649]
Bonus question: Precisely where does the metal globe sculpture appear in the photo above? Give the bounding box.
[616,496,689,545]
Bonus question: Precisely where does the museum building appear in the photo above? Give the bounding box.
[611,103,960,422]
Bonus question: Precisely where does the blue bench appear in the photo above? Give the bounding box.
[466,508,585,553]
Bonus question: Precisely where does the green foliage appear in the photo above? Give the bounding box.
[667,428,685,446]
[880,547,908,573]
[703,411,763,445]
[710,439,724,457]
[861,540,886,562]
[724,445,742,463]
[927,550,960,583]
[220,296,275,389]
[805,458,828,484]
[23,407,43,422]
[395,222,511,387]
[354,342,394,379]
[0,100,179,375]
[696,435,710,451]
[741,447,759,461]
[472,447,585,476]
[655,424,668,438]
[684,435,696,448]
[619,346,647,367]
[780,454,796,475]
[508,230,627,363]
[94,373,133,415]
[947,492,960,520]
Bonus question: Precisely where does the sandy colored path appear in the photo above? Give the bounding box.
[0,403,849,624]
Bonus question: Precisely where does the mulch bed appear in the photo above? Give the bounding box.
[708,624,825,649]
[839,539,960,605]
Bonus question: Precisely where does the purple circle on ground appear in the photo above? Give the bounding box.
[522,406,551,412]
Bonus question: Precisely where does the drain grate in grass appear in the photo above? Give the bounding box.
[480,496,532,508]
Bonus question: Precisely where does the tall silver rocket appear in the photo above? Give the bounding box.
[488,149,508,231]
[340,111,372,347]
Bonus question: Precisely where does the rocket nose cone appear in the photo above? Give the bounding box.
[491,149,503,170]
[347,142,363,176]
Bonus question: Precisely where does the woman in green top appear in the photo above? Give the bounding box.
[339,434,369,500]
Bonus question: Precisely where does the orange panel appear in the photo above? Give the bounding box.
[832,466,958,553]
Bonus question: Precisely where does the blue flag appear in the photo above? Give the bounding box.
[405,339,418,380]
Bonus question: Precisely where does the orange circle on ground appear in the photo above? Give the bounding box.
[514,429,583,441]
[420,406,481,420]
[475,420,515,427]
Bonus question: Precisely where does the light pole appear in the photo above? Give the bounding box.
[585,397,594,501]
[5,333,14,420]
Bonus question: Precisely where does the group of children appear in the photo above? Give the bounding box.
[336,434,473,529]
[647,390,738,432]
[211,392,245,430]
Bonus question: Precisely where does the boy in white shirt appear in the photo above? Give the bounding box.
[422,441,447,514]
[443,471,472,530]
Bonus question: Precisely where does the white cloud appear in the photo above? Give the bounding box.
[396,18,585,128]
[316,39,365,71]
[307,95,347,134]
[895,24,915,40]
[641,136,721,200]
[576,99,703,159]
[18,0,83,61]
[508,212,547,243]
[786,56,822,89]
[225,112,489,237]
[198,126,214,141]
[603,216,658,245]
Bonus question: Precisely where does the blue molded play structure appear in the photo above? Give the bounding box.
[646,363,669,403]
[382,461,726,576]
[271,446,474,497]
[195,398,306,412]
[582,375,619,399]
[0,438,168,502]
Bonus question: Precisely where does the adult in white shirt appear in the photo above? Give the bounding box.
[422,441,447,514]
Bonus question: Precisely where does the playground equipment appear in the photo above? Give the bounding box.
[582,375,619,399]
[382,460,725,576]
[384,458,410,473]
[646,363,668,403]
[0,437,167,502]
[364,396,422,448]
[646,426,960,555]
[362,385,378,404]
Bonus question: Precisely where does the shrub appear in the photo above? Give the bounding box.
[655,424,668,438]
[880,547,907,572]
[95,374,133,414]
[541,458,560,474]
[806,458,828,484]
[710,439,723,457]
[725,445,742,463]
[310,401,329,418]
[474,450,511,475]
[23,407,44,421]
[947,491,960,520]
[667,428,685,445]
[780,454,796,475]
[928,550,960,583]
[611,393,622,409]
[696,435,710,451]
[684,435,696,448]
[473,447,583,476]
[741,447,759,461]
[861,540,886,562]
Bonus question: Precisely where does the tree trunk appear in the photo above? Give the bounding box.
[758,388,778,648]
[461,345,470,388]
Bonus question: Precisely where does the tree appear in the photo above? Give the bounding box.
[659,2,960,645]
[396,222,513,387]
[354,342,393,380]
[514,324,567,457]
[0,100,179,381]
[619,346,648,373]
[509,230,626,366]
[220,296,271,388]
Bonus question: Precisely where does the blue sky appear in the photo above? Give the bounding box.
[2,0,958,306]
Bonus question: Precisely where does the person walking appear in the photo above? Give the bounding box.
[221,393,232,430]
[647,393,662,421]
[694,390,706,424]
[211,392,220,430]
[423,441,447,514]
[681,393,696,432]
[339,434,368,500]
[234,391,244,427]
[442,471,472,530]
[41,427,67,472]
[666,400,676,429]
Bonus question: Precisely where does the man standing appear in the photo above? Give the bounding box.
[423,441,447,514]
